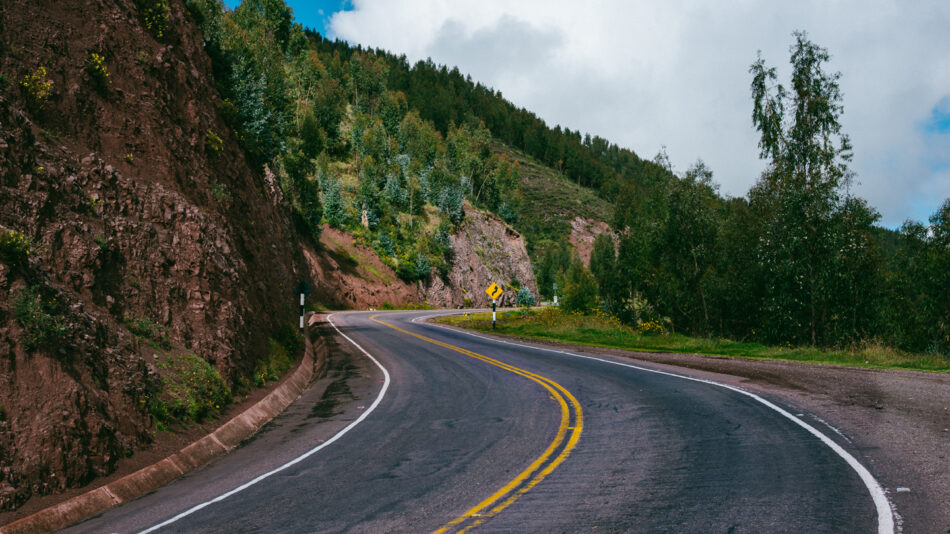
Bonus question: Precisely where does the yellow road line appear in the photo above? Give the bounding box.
[369,315,583,533]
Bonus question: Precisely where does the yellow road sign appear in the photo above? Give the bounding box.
[485,282,503,300]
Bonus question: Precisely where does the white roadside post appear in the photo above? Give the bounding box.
[296,280,310,331]
[485,282,504,330]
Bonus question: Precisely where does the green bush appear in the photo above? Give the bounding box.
[211,183,232,203]
[517,286,536,307]
[12,285,69,351]
[0,230,33,268]
[19,66,52,111]
[149,353,231,427]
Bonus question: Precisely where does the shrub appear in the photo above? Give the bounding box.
[12,285,69,351]
[149,352,231,427]
[253,338,293,386]
[205,129,223,154]
[517,287,536,307]
[211,183,232,203]
[19,66,52,111]
[85,53,111,89]
[412,251,431,279]
[0,230,32,268]
[137,0,169,39]
[560,262,599,313]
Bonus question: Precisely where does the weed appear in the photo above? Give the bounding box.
[86,53,111,90]
[253,338,293,386]
[125,153,134,164]
[94,236,109,250]
[0,230,33,268]
[136,0,169,39]
[135,50,150,65]
[148,352,231,428]
[12,285,69,351]
[125,316,171,350]
[19,66,52,111]
[205,129,223,154]
[211,183,232,203]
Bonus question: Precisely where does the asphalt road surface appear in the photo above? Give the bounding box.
[64,310,891,533]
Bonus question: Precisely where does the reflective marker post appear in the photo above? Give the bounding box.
[296,280,311,331]
[492,298,497,330]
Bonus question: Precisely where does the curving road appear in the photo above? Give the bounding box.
[63,310,891,533]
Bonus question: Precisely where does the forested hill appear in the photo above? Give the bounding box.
[187,1,947,356]
[305,30,665,199]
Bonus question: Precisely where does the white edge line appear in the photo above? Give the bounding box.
[137,313,391,534]
[413,312,896,534]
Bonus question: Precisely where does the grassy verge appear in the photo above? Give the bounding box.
[434,308,950,372]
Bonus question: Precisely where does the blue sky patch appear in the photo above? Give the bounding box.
[222,0,350,37]
[924,98,950,133]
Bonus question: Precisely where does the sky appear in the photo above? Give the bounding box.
[225,0,950,228]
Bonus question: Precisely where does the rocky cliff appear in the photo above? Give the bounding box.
[425,206,537,308]
[0,0,304,510]
[0,0,538,516]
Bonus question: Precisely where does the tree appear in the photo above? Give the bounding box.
[323,177,345,228]
[559,260,598,312]
[655,160,720,332]
[589,232,620,313]
[748,31,873,346]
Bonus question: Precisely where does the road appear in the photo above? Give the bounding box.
[64,310,891,533]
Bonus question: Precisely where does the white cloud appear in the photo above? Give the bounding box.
[328,0,950,226]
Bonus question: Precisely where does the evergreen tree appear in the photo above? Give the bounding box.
[323,177,345,229]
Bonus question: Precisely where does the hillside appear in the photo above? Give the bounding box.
[493,142,613,259]
[0,0,313,511]
[0,0,541,514]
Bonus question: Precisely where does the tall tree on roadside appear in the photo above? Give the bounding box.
[748,31,876,346]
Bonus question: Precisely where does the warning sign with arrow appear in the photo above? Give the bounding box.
[485,282,503,300]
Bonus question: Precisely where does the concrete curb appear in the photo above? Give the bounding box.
[1,327,329,534]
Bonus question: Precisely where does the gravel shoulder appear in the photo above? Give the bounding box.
[469,332,950,534]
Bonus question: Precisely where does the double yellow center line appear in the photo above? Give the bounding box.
[369,315,583,533]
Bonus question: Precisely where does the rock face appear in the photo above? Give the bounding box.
[0,0,303,511]
[0,0,539,515]
[569,217,614,267]
[425,206,538,308]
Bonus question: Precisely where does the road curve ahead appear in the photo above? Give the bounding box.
[64,310,891,533]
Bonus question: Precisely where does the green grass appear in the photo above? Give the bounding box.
[435,308,950,372]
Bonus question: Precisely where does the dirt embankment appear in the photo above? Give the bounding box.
[304,205,539,310]
[0,0,305,511]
